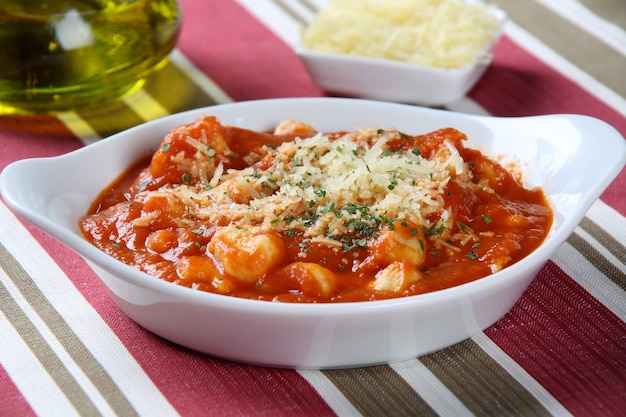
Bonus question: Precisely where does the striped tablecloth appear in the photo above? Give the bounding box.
[1,0,624,416]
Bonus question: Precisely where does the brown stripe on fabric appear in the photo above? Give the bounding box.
[322,365,438,417]
[578,0,626,30]
[297,0,321,13]
[142,61,222,114]
[271,0,309,25]
[0,242,140,417]
[568,224,626,291]
[491,0,626,98]
[419,339,552,417]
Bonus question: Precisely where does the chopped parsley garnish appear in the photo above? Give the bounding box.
[424,221,445,236]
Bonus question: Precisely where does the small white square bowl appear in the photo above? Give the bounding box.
[296,7,506,105]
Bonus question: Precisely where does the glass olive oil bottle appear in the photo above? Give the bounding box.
[0,0,181,113]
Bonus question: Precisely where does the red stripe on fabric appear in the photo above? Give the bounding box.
[22,223,335,416]
[485,261,626,417]
[0,365,37,417]
[177,0,325,102]
[469,36,626,216]
[0,115,83,172]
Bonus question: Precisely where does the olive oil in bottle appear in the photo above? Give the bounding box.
[0,0,181,113]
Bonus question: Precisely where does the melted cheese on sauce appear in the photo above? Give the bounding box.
[301,0,503,69]
[138,127,466,248]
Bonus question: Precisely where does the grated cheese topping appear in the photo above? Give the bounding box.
[139,126,469,248]
[301,0,503,69]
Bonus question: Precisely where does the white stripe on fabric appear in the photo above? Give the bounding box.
[471,332,574,417]
[390,359,473,417]
[504,21,626,116]
[0,201,180,417]
[553,241,626,321]
[533,0,626,57]
[297,370,363,417]
[0,309,80,417]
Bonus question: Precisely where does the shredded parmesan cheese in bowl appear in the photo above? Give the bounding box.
[301,0,504,69]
